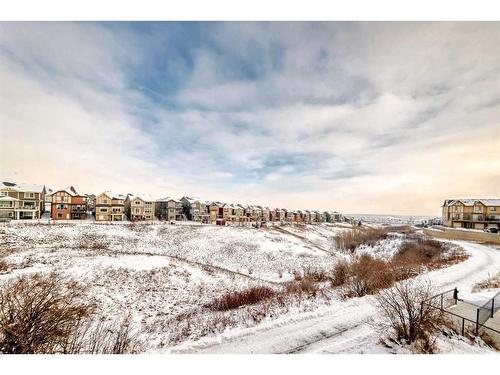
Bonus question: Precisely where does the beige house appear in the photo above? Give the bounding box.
[95,192,126,221]
[125,194,156,221]
[442,199,500,229]
[0,182,46,220]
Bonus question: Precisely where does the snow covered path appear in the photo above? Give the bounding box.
[168,241,500,354]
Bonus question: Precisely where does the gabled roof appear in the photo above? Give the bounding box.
[54,186,84,197]
[127,194,156,202]
[444,199,500,207]
[1,181,46,193]
[99,191,126,200]
[181,196,201,204]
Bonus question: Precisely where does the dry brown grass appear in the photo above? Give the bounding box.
[393,236,468,271]
[0,260,9,273]
[473,272,500,292]
[208,287,277,311]
[333,228,388,253]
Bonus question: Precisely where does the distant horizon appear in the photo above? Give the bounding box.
[1,22,499,215]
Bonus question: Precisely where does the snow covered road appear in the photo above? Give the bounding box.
[169,240,500,354]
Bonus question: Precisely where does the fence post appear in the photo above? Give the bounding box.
[476,309,480,335]
[440,294,444,310]
[492,299,495,318]
[461,318,465,336]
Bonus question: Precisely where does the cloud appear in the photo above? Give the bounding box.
[1,22,499,215]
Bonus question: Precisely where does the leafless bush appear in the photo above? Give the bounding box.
[393,236,467,270]
[376,279,442,351]
[208,287,277,311]
[296,266,329,282]
[0,273,139,354]
[0,260,9,273]
[473,272,500,292]
[345,254,395,297]
[333,228,388,253]
[285,277,319,295]
[331,260,349,287]
[0,273,93,354]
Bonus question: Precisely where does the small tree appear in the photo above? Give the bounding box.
[376,279,439,345]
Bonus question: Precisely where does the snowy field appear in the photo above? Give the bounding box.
[0,222,498,353]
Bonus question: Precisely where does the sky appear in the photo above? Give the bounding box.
[1,22,499,215]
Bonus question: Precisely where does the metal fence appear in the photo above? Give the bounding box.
[422,289,500,338]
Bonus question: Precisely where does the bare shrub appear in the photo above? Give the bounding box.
[302,266,329,282]
[345,254,395,297]
[331,260,349,287]
[376,279,442,350]
[333,228,388,253]
[208,287,276,311]
[0,273,139,354]
[393,236,467,271]
[0,273,93,354]
[473,272,500,292]
[285,277,319,295]
[0,260,9,273]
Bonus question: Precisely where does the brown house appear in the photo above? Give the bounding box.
[442,199,500,229]
[51,186,88,220]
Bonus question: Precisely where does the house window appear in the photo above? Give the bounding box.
[103,199,108,204]
[490,207,497,211]
[24,192,35,198]
[134,208,140,214]
[57,213,62,218]
[0,191,7,196]
[99,208,108,212]
[474,205,482,212]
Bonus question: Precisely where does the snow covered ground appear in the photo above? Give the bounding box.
[167,240,500,354]
[0,222,498,353]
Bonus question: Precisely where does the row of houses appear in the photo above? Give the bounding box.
[0,181,345,224]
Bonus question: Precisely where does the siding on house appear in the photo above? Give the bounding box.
[95,192,126,221]
[442,199,500,230]
[125,194,156,221]
[0,182,46,220]
[51,186,87,220]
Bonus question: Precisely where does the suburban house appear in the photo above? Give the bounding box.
[180,196,210,222]
[51,186,88,220]
[156,197,184,221]
[95,192,126,221]
[232,204,245,222]
[442,199,500,229]
[0,182,46,220]
[207,202,220,223]
[125,194,156,221]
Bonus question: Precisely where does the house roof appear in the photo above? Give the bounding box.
[100,191,126,200]
[1,181,46,193]
[127,194,156,202]
[53,186,84,197]
[444,199,500,207]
